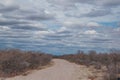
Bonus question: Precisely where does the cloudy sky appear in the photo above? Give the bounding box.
[0,0,120,55]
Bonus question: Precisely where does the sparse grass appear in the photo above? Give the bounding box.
[0,49,52,77]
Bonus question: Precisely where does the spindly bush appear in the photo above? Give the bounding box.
[0,49,52,77]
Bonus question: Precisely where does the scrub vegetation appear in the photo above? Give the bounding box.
[55,50,120,80]
[0,49,52,77]
[0,49,120,80]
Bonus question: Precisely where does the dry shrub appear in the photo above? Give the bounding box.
[104,64,117,80]
[0,49,52,77]
[57,50,120,80]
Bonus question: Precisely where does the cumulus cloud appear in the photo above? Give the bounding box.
[0,0,120,54]
[62,21,101,29]
[0,26,10,32]
[84,30,98,35]
[86,22,100,27]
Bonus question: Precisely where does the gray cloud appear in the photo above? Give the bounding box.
[48,0,120,8]
[90,38,112,43]
[57,30,71,34]
[97,0,120,7]
[118,22,120,27]
[26,14,54,21]
[0,19,28,26]
[83,9,111,17]
[75,0,120,7]
[0,4,19,13]
[2,9,55,21]
[11,24,47,31]
[43,33,72,40]
[0,0,120,54]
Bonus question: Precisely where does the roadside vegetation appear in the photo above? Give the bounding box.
[0,48,120,80]
[55,50,120,80]
[0,49,52,77]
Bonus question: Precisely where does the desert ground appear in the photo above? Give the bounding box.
[1,59,104,80]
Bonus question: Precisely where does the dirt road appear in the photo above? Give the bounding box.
[2,59,103,80]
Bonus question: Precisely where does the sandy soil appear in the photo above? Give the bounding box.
[1,59,104,80]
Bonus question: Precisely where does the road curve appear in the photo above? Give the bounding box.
[3,59,103,80]
[5,59,79,80]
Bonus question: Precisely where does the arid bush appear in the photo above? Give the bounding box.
[0,49,52,77]
[57,50,120,80]
[104,64,117,80]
